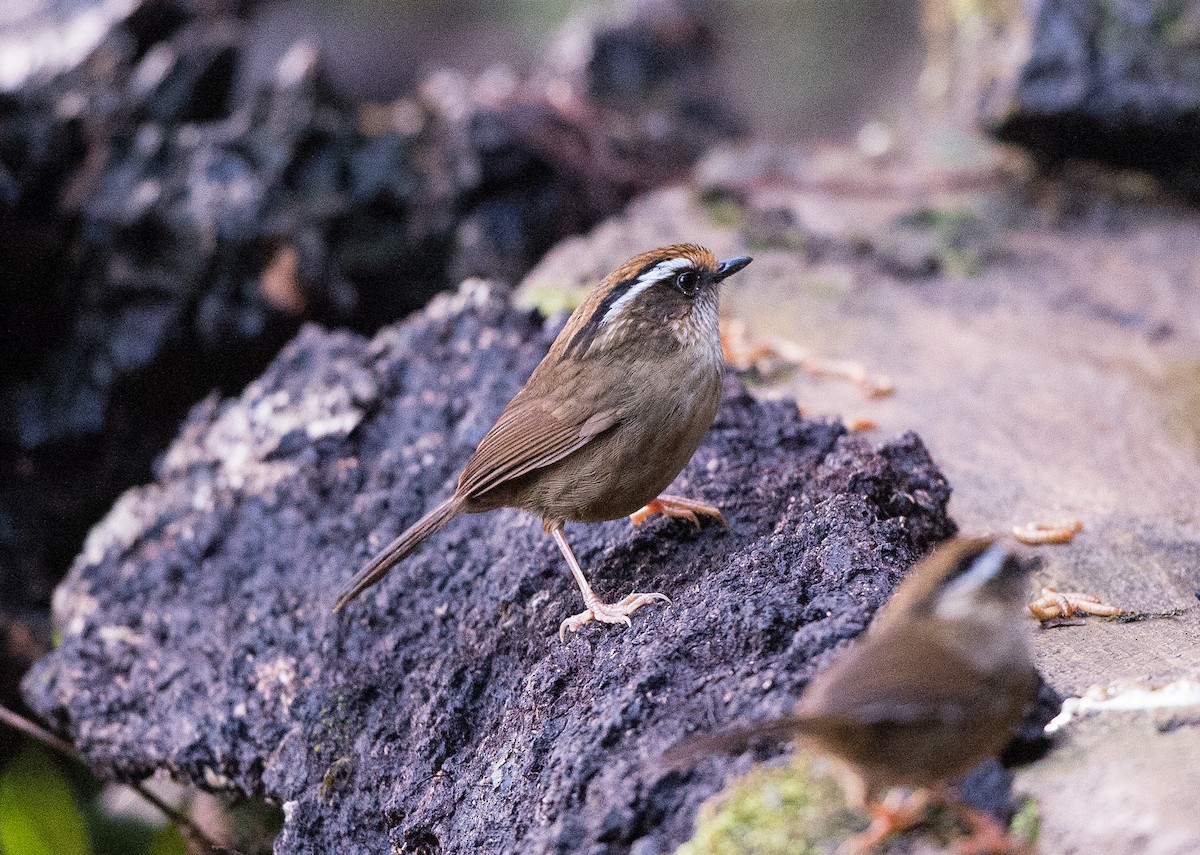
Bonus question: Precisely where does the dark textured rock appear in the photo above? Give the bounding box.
[993,0,1200,191]
[0,0,735,643]
[23,282,955,854]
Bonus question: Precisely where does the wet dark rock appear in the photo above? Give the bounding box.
[1002,678,1062,767]
[23,282,955,854]
[587,1,715,108]
[0,0,735,643]
[993,0,1200,194]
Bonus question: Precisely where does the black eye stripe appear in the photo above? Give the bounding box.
[939,546,1016,591]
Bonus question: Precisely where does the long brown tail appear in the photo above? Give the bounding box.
[333,496,464,612]
[660,714,823,769]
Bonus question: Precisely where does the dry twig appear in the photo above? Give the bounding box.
[1029,587,1124,621]
[1012,520,1084,545]
[0,702,229,854]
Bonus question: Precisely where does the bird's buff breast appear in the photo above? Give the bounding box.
[508,362,722,523]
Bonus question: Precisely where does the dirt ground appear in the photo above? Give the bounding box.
[520,163,1200,854]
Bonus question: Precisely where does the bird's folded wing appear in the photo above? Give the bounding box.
[457,390,620,499]
[802,626,1003,726]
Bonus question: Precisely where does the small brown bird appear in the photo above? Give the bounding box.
[665,538,1039,853]
[334,244,752,638]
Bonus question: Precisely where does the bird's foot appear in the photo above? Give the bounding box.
[1028,586,1123,621]
[630,495,726,530]
[948,801,1033,855]
[839,790,930,854]
[558,592,671,641]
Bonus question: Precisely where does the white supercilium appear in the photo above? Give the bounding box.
[600,257,693,326]
[935,543,1009,622]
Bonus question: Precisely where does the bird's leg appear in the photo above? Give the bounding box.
[630,495,726,529]
[944,795,1032,855]
[549,523,670,641]
[839,789,931,854]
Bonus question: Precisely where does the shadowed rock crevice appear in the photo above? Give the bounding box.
[24,282,956,854]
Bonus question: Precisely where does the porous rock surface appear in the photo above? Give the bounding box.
[23,281,955,854]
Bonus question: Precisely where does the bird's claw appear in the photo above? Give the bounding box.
[630,495,726,529]
[558,592,671,641]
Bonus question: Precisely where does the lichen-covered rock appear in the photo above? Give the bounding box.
[23,280,955,854]
[0,0,735,644]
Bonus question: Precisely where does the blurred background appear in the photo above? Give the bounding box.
[231,0,922,138]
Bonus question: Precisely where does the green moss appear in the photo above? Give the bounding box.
[320,757,354,800]
[517,283,587,317]
[941,248,983,277]
[898,207,978,241]
[1009,797,1040,846]
[308,693,362,760]
[704,198,746,229]
[891,206,993,276]
[674,754,865,855]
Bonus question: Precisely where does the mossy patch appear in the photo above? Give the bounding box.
[675,751,1038,855]
[700,193,746,229]
[516,283,588,317]
[1009,796,1039,846]
[674,753,865,855]
[877,206,997,277]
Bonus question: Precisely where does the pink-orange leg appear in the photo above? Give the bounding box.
[838,788,1031,855]
[630,494,727,530]
[550,524,670,641]
[839,790,931,854]
[947,798,1034,855]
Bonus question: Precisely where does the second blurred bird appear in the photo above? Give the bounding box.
[666,538,1039,853]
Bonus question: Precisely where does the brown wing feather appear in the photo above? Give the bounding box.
[800,623,1033,726]
[456,388,620,499]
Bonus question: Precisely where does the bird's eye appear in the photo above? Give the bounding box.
[674,269,699,296]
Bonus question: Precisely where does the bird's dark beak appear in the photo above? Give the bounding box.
[713,256,752,282]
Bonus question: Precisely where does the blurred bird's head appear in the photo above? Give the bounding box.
[873,538,1033,639]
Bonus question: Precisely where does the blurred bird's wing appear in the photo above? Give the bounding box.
[662,628,1024,768]
[801,624,1029,728]
[457,387,620,499]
